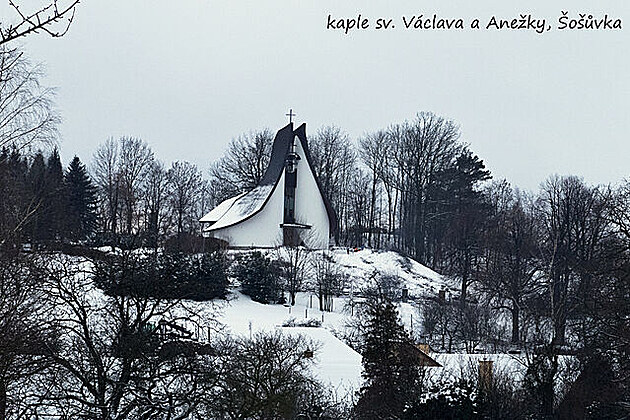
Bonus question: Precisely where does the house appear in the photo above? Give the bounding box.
[200,122,337,249]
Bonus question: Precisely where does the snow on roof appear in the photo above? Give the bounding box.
[281,327,363,393]
[199,193,245,223]
[216,292,362,393]
[202,184,275,232]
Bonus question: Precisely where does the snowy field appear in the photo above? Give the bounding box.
[60,247,551,397]
[212,247,457,393]
[216,291,362,392]
[210,247,459,394]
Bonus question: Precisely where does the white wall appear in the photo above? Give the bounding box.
[212,171,285,247]
[293,138,330,249]
[212,136,330,249]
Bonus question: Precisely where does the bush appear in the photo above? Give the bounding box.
[233,251,283,304]
[164,233,227,254]
[403,381,479,420]
[94,250,230,301]
[201,332,348,419]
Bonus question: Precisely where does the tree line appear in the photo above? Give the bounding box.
[208,113,630,418]
[2,43,630,418]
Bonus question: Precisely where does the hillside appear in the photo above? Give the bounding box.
[213,247,459,393]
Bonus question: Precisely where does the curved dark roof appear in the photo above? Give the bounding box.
[202,123,338,236]
[259,123,294,186]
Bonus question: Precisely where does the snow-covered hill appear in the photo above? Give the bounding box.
[54,248,468,395]
[326,248,456,299]
[213,247,457,393]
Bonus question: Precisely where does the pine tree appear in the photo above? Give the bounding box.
[27,152,46,242]
[355,294,422,419]
[42,148,65,242]
[0,148,30,246]
[64,156,98,241]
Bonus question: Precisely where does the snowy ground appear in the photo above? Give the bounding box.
[327,248,456,299]
[62,247,549,398]
[215,291,361,393]
[213,248,575,394]
[211,248,460,393]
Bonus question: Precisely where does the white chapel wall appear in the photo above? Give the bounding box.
[294,138,330,249]
[212,171,286,247]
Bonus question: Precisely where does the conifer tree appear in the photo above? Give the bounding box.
[64,156,98,241]
[0,148,30,246]
[27,152,46,242]
[42,148,65,241]
[355,293,423,419]
[235,251,282,304]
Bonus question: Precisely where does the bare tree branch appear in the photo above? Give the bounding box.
[0,1,80,46]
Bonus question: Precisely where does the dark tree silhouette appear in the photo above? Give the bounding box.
[208,129,273,203]
[355,292,422,419]
[0,47,59,150]
[64,156,98,241]
[41,148,65,242]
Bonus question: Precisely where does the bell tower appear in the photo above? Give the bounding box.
[282,130,301,245]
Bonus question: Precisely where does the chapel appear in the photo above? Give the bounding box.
[200,120,337,249]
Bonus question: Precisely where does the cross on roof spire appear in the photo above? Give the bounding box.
[286,108,296,124]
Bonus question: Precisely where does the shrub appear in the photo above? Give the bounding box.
[94,251,230,301]
[234,251,283,304]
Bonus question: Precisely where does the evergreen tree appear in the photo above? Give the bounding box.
[64,156,98,241]
[42,148,65,242]
[354,293,423,419]
[26,152,46,242]
[235,251,282,304]
[0,148,30,246]
[428,150,491,302]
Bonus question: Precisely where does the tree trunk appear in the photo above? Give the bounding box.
[368,175,377,248]
[460,269,468,305]
[0,378,6,420]
[511,301,520,343]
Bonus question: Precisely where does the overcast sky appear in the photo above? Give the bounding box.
[8,0,629,191]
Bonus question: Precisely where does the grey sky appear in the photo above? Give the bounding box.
[10,0,630,191]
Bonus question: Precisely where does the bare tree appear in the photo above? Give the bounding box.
[608,179,630,241]
[536,175,608,347]
[346,170,371,246]
[92,138,120,234]
[311,251,344,312]
[360,131,389,248]
[479,184,542,344]
[143,160,171,247]
[0,254,55,420]
[0,1,80,46]
[118,137,154,235]
[387,112,463,262]
[202,332,330,419]
[422,299,457,352]
[208,129,273,202]
[276,245,310,306]
[40,253,214,419]
[0,47,59,151]
[168,161,203,236]
[310,125,357,243]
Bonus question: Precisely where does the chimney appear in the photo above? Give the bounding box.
[417,344,430,355]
